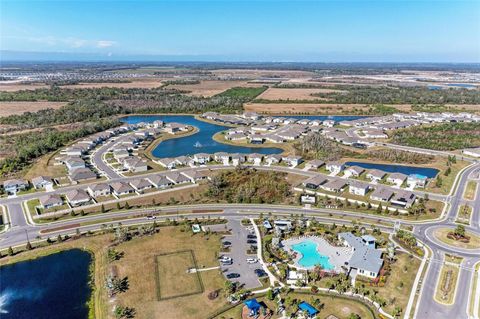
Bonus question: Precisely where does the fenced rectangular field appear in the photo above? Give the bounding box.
[154,250,204,300]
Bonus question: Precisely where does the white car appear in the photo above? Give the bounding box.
[246,258,258,264]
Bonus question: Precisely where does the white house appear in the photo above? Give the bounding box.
[345,166,365,177]
[406,174,428,188]
[387,173,408,186]
[65,189,91,206]
[282,156,303,167]
[87,183,111,197]
[326,162,345,174]
[214,152,230,165]
[305,160,325,170]
[366,169,386,183]
[247,153,263,166]
[349,181,370,196]
[156,158,177,170]
[31,176,53,190]
[265,154,282,166]
[338,232,383,278]
[39,194,63,209]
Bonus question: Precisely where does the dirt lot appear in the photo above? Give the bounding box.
[244,102,412,114]
[166,80,264,97]
[256,87,342,100]
[0,83,49,92]
[0,101,68,117]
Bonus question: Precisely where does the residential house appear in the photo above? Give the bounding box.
[110,182,135,196]
[64,146,85,157]
[181,170,210,183]
[345,165,365,177]
[39,194,64,209]
[302,175,328,190]
[305,160,325,170]
[69,168,97,183]
[65,189,91,206]
[129,178,153,193]
[113,149,130,161]
[231,153,246,166]
[391,190,417,208]
[407,174,429,188]
[387,173,408,186]
[265,154,282,166]
[3,179,28,194]
[323,120,335,127]
[321,179,347,193]
[226,133,247,141]
[249,136,265,144]
[31,176,53,190]
[174,156,192,167]
[147,174,173,189]
[65,157,86,171]
[165,123,188,134]
[282,156,303,167]
[247,153,263,165]
[193,153,211,165]
[366,169,386,183]
[123,157,148,173]
[349,181,370,196]
[87,183,111,197]
[264,135,285,143]
[156,158,177,170]
[326,162,345,174]
[166,172,191,184]
[370,187,394,202]
[214,152,230,165]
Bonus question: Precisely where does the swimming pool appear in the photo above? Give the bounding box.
[291,240,334,269]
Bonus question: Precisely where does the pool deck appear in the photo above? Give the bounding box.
[282,236,353,272]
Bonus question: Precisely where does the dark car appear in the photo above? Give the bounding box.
[226,273,240,279]
[247,235,257,239]
[254,269,267,277]
[223,241,232,246]
[247,239,257,244]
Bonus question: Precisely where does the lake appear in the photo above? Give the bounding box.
[345,161,439,178]
[122,115,368,158]
[0,249,92,319]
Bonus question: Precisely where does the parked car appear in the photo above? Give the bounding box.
[247,235,256,239]
[223,241,232,246]
[254,269,267,277]
[247,239,257,244]
[226,273,240,279]
[246,258,258,264]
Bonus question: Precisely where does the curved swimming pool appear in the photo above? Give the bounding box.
[291,240,334,270]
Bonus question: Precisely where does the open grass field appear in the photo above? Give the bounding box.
[433,227,480,250]
[0,101,68,117]
[0,82,49,92]
[155,250,203,300]
[464,181,478,200]
[167,80,264,97]
[255,87,342,101]
[114,226,227,319]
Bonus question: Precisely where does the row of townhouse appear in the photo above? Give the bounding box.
[317,161,430,189]
[301,174,418,208]
[155,152,304,169]
[340,111,480,130]
[202,112,341,130]
[37,170,210,209]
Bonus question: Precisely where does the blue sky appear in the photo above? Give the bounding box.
[1,0,479,62]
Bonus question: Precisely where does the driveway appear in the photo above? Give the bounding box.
[220,218,264,289]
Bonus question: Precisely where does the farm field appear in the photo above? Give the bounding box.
[0,101,68,117]
[61,78,165,89]
[255,87,342,100]
[167,80,264,97]
[0,82,49,92]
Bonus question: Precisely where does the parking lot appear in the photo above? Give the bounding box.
[219,218,266,289]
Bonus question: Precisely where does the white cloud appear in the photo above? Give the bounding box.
[96,40,116,48]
